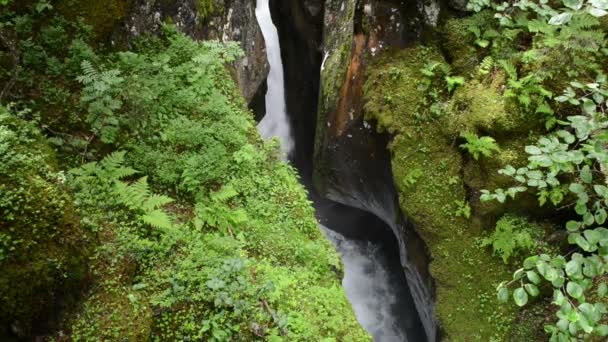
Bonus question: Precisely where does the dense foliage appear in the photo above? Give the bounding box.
[360,0,608,338]
[462,0,608,340]
[0,1,366,340]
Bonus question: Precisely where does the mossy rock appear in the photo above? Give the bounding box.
[363,46,540,340]
[463,134,547,231]
[445,77,541,137]
[0,108,90,336]
[440,10,495,76]
[56,0,131,42]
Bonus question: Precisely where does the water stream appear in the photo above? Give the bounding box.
[255,1,425,340]
[254,0,294,156]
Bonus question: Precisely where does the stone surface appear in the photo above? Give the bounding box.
[312,1,446,340]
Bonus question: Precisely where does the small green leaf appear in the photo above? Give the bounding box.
[527,271,541,284]
[498,287,509,302]
[525,283,540,297]
[525,145,542,155]
[570,183,586,194]
[524,256,539,269]
[549,12,573,25]
[563,0,583,10]
[514,287,529,306]
[597,324,608,336]
[565,260,581,277]
[566,281,584,299]
[580,166,593,184]
[598,282,607,297]
[566,220,580,232]
[596,209,607,225]
[583,98,597,114]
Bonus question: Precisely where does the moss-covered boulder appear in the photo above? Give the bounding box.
[363,46,540,340]
[0,107,90,336]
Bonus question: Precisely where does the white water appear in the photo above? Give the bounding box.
[322,226,409,342]
[255,0,295,156]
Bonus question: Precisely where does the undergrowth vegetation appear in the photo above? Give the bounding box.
[0,1,367,340]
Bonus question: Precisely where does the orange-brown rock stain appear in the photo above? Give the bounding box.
[331,33,367,137]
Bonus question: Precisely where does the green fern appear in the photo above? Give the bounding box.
[459,132,500,160]
[71,152,173,230]
[480,215,539,263]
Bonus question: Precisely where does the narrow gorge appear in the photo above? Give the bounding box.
[2,0,608,341]
[254,0,438,340]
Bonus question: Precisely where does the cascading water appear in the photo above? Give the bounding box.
[254,0,294,156]
[255,1,426,341]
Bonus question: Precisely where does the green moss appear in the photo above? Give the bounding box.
[446,77,536,137]
[441,11,496,76]
[363,46,540,340]
[196,0,216,21]
[0,108,90,336]
[56,0,130,41]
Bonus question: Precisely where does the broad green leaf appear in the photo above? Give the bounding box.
[514,287,529,306]
[498,287,509,302]
[584,229,601,245]
[583,98,597,114]
[527,270,541,284]
[596,185,608,197]
[563,0,583,10]
[569,183,585,194]
[548,12,573,25]
[525,145,542,155]
[578,314,594,334]
[589,6,608,17]
[591,0,608,10]
[566,281,584,299]
[580,165,592,183]
[565,260,581,277]
[597,324,608,336]
[525,283,540,297]
[598,282,608,297]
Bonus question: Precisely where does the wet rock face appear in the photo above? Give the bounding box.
[269,0,324,177]
[313,0,449,340]
[122,0,268,103]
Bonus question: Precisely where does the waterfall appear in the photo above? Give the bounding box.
[254,0,294,155]
[321,226,417,342]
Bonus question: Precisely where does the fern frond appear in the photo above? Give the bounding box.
[568,13,600,30]
[100,151,127,172]
[211,185,239,203]
[77,60,98,85]
[143,194,174,211]
[115,179,147,210]
[499,59,518,79]
[131,176,151,197]
[141,209,173,230]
